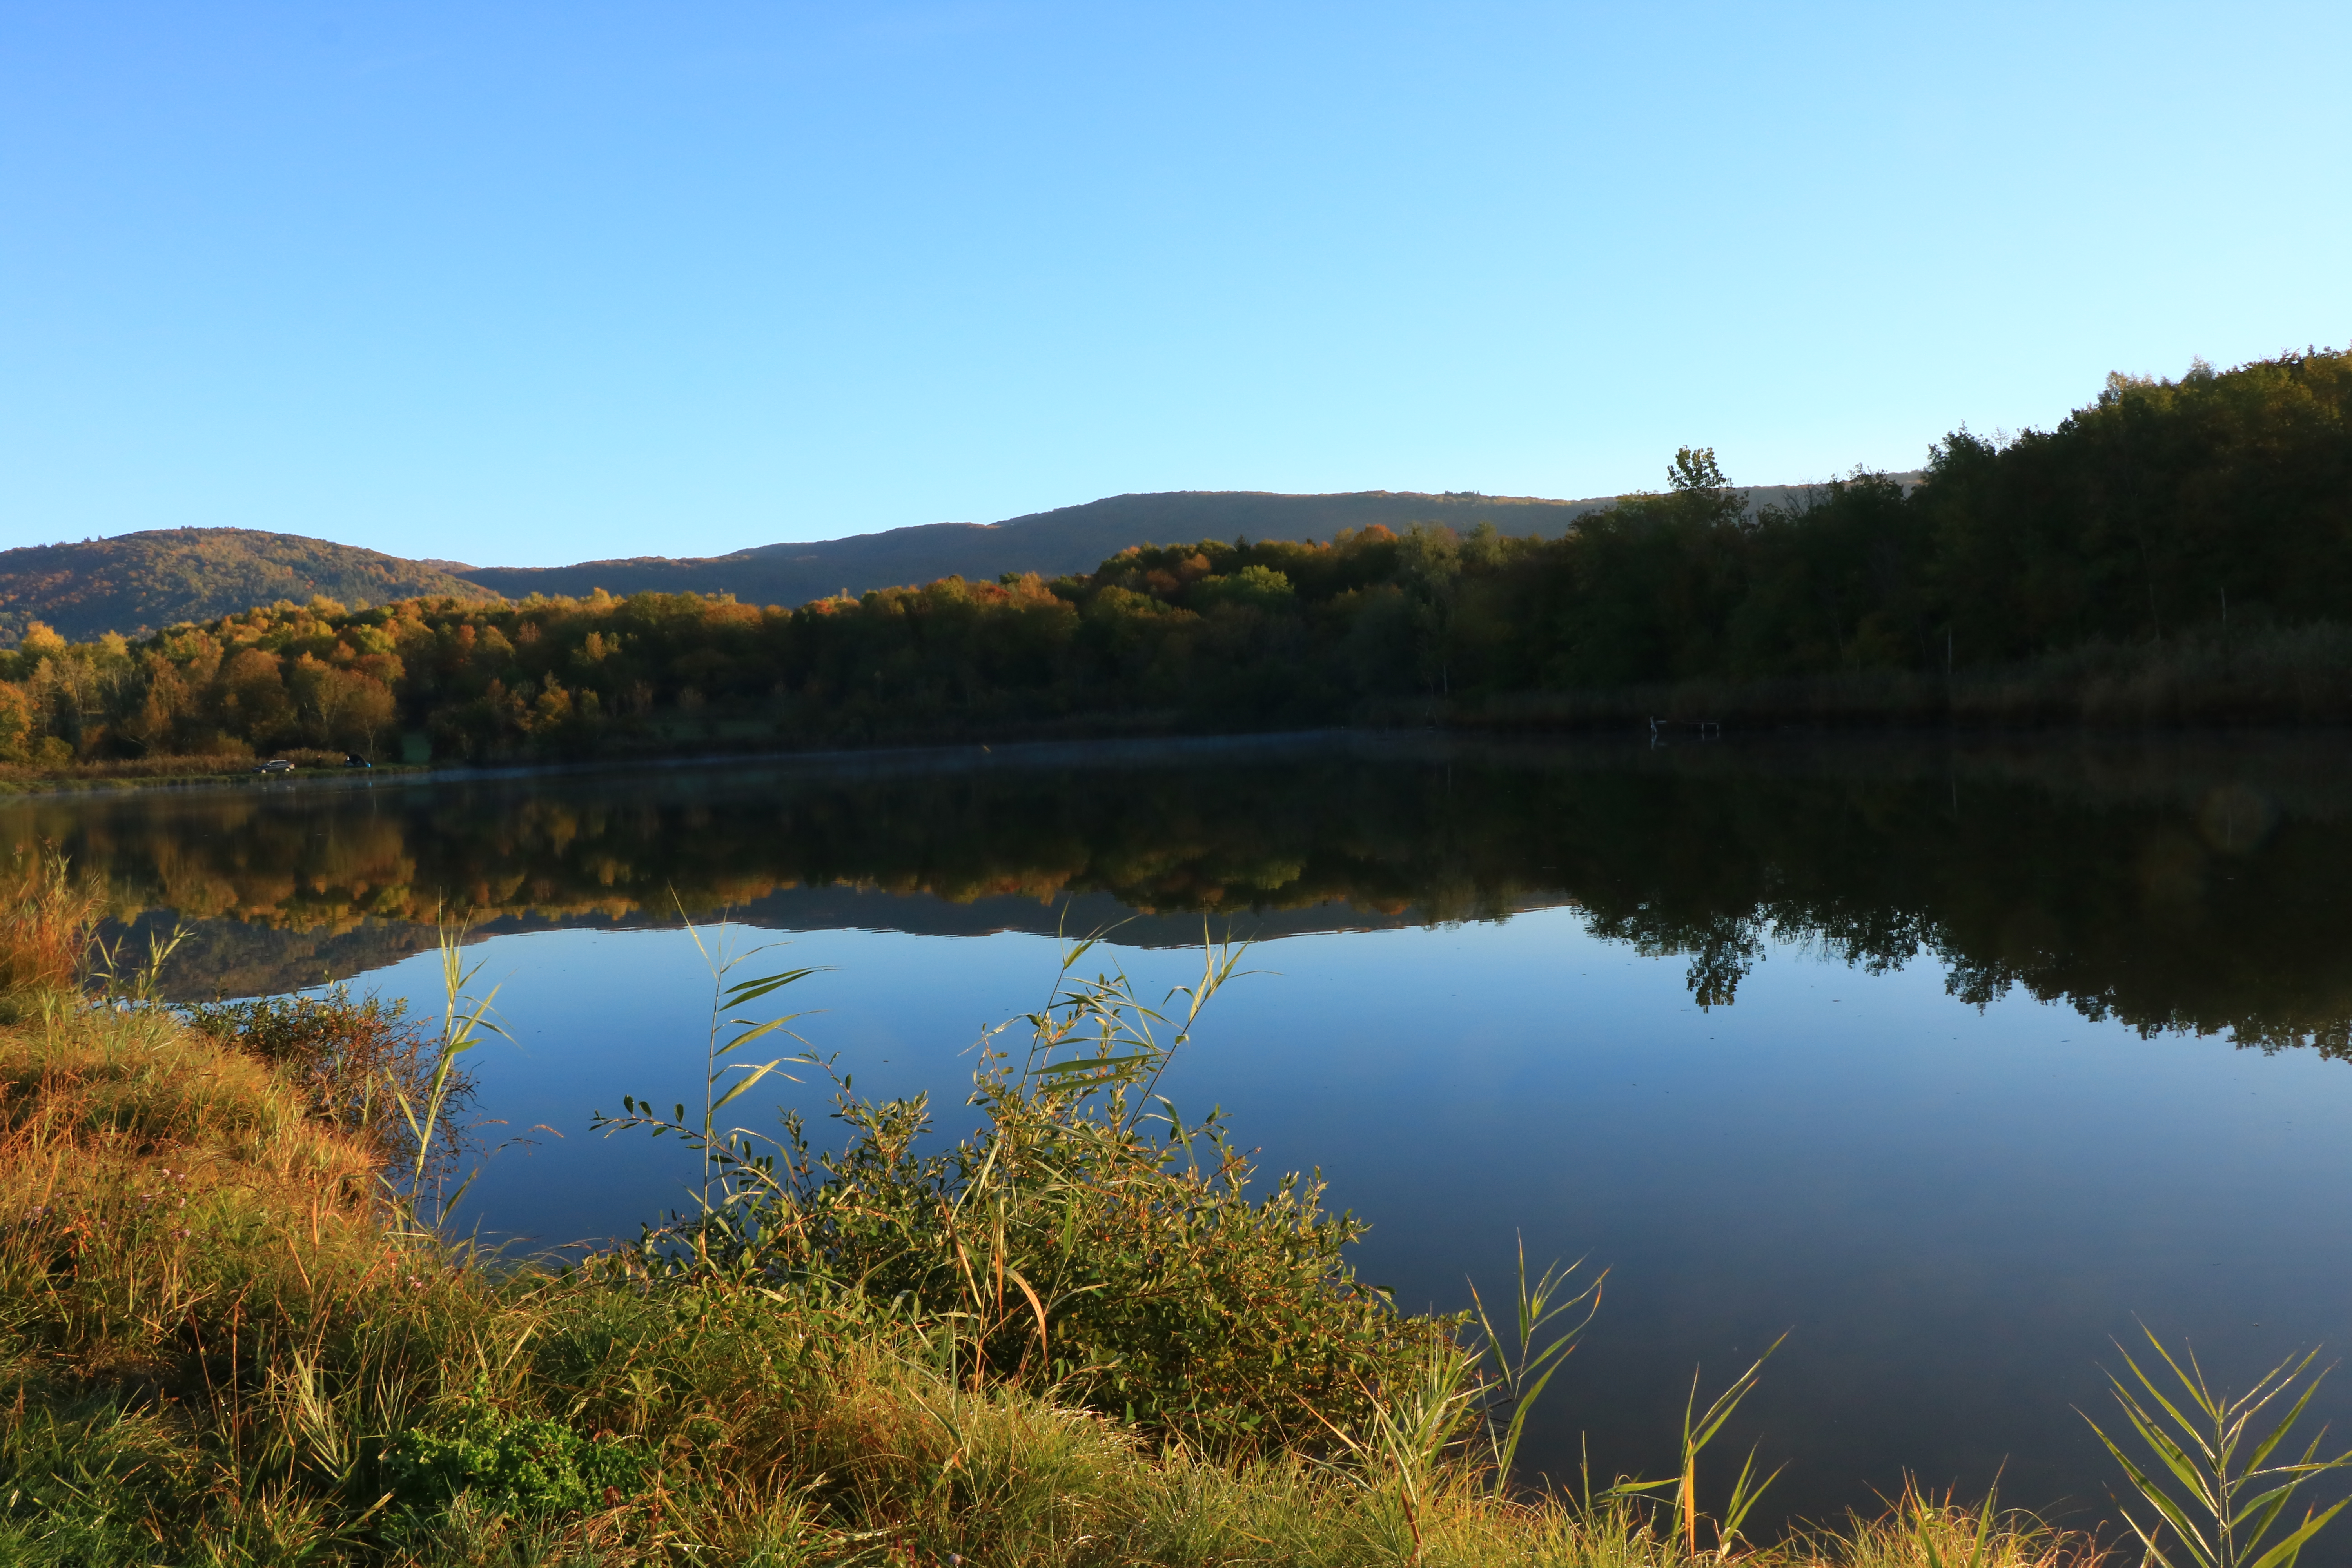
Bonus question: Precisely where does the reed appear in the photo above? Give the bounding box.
[1599,1336,1789,1560]
[1467,1242,1603,1491]
[2082,1326,2352,1568]
[389,919,506,1228]
[0,846,102,1008]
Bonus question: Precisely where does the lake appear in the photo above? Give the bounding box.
[19,729,2352,1542]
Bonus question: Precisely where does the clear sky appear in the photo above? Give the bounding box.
[3,2,2346,567]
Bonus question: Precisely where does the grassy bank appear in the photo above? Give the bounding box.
[0,860,2131,1566]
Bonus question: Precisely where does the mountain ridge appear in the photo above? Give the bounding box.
[1,482,1893,644]
[443,488,1633,604]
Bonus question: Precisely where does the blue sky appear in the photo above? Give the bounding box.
[3,2,2346,567]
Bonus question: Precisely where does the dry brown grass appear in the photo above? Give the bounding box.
[0,848,102,1004]
[0,1004,394,1382]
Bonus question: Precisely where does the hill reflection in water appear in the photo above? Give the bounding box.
[13,730,2352,1060]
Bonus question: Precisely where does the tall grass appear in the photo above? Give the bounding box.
[0,846,102,1008]
[1599,1337,1789,1560]
[1467,1243,1603,1490]
[1820,1485,2087,1568]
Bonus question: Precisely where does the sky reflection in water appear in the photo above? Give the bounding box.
[367,901,2352,1540]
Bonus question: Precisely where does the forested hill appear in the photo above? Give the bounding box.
[4,486,1870,646]
[6,348,2348,768]
[0,530,495,645]
[445,490,1628,602]
[8,493,1604,646]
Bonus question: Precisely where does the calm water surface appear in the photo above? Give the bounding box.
[20,732,2352,1541]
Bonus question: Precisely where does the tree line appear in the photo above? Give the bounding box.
[4,347,2347,765]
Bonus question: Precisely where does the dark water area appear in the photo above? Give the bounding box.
[15,730,2352,1545]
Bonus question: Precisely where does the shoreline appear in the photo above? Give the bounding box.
[11,716,2352,807]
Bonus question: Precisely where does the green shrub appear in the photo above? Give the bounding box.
[387,1399,646,1518]
[595,938,1459,1456]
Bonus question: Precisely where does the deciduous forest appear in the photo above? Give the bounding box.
[4,349,2348,768]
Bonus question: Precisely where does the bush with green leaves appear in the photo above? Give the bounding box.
[387,1399,646,1518]
[594,936,1460,1455]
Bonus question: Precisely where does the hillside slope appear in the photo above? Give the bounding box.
[0,528,496,644]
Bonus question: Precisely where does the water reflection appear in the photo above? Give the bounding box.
[10,731,2350,1058]
[15,733,2352,1541]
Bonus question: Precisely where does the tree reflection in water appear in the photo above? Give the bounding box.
[12,730,2350,1057]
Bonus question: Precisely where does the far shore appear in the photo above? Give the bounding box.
[9,717,2352,810]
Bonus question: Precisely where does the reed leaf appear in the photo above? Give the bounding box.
[1602,1332,1788,1560]
[1465,1237,1602,1493]
[381,915,507,1229]
[2082,1324,2352,1568]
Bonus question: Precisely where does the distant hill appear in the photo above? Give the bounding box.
[445,490,1631,604]
[2,483,1904,644]
[450,485,1906,606]
[0,528,496,645]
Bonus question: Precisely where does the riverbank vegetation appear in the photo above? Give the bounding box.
[0,853,2136,1566]
[3,350,2350,772]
